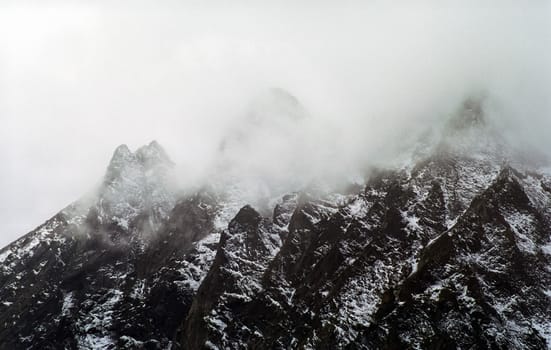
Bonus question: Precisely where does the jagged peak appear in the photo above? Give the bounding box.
[135,140,174,168]
[231,205,262,227]
[402,94,507,169]
[495,164,524,183]
[219,87,307,153]
[107,141,172,169]
[113,143,132,156]
[95,141,176,233]
[247,87,307,124]
[103,141,174,187]
[104,144,139,183]
[418,94,510,164]
[109,144,136,164]
[235,204,261,222]
[445,95,487,133]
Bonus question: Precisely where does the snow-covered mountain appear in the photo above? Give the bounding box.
[1,96,551,349]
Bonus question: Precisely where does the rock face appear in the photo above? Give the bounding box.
[0,142,221,349]
[1,100,551,349]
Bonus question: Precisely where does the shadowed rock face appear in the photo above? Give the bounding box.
[177,164,551,350]
[1,100,551,349]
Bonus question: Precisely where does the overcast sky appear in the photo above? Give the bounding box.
[0,1,549,247]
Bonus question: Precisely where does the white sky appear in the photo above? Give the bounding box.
[0,1,550,246]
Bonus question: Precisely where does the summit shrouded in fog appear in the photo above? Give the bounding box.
[0,1,550,349]
[1,1,549,246]
[2,92,551,348]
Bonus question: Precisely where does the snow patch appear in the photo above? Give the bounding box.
[503,210,536,254]
[61,291,74,317]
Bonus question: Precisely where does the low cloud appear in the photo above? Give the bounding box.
[0,1,549,245]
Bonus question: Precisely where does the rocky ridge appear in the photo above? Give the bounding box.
[1,97,550,349]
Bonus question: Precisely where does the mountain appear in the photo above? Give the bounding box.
[1,97,551,349]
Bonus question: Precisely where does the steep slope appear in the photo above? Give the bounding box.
[177,98,551,349]
[0,142,224,349]
[359,167,551,349]
[1,96,551,350]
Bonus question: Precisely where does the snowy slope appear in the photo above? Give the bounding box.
[1,96,551,349]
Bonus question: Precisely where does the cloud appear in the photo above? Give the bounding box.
[0,1,549,246]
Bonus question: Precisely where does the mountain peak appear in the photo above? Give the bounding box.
[429,94,509,161]
[105,144,140,184]
[99,141,176,230]
[3,110,551,349]
[110,144,135,164]
[232,205,262,226]
[247,87,307,125]
[446,95,486,133]
[113,143,132,156]
[106,141,173,180]
[135,140,174,169]
[407,94,503,167]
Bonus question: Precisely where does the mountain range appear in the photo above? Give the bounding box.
[1,95,551,349]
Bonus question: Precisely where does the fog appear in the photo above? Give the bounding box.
[0,1,549,246]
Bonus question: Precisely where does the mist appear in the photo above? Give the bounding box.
[0,1,549,246]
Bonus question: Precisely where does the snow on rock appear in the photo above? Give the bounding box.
[503,209,537,254]
[96,141,176,237]
[174,232,221,291]
[76,288,123,349]
[3,112,551,350]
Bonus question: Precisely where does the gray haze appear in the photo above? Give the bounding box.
[0,1,550,247]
